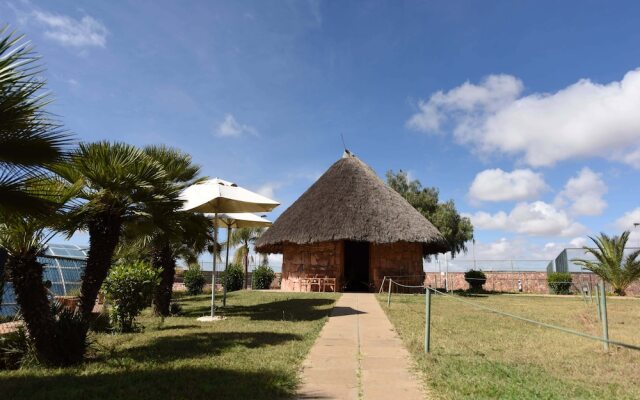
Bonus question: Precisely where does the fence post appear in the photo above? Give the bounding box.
[599,279,609,351]
[387,279,392,307]
[424,287,431,353]
[379,276,386,294]
[595,283,601,321]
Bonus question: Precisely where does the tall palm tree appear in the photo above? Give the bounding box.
[118,145,211,316]
[228,227,265,289]
[0,26,70,215]
[55,141,168,319]
[0,178,74,364]
[572,231,640,296]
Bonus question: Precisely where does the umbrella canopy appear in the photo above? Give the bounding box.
[181,178,280,213]
[206,212,273,229]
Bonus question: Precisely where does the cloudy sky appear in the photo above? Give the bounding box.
[3,0,640,266]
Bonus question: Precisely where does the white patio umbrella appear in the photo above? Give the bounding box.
[205,213,272,307]
[180,178,279,321]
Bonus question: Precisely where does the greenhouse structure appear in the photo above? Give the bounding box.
[0,244,87,318]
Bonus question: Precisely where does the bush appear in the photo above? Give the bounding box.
[0,328,37,370]
[49,302,90,365]
[548,272,573,295]
[222,263,244,292]
[103,262,159,333]
[183,264,206,295]
[465,269,487,292]
[169,302,183,316]
[252,265,275,289]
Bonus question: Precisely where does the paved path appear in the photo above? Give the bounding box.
[297,293,425,400]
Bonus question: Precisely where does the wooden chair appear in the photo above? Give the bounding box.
[322,277,337,293]
[309,275,322,292]
[299,277,309,292]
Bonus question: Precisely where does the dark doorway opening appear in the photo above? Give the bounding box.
[343,241,370,292]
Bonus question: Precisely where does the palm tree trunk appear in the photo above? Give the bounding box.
[80,211,122,320]
[152,241,175,316]
[243,244,249,289]
[6,248,58,364]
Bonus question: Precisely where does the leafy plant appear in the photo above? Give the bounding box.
[183,264,207,295]
[222,263,245,292]
[0,328,36,370]
[103,262,159,332]
[169,302,183,316]
[464,269,486,292]
[228,228,265,290]
[252,265,275,289]
[572,231,640,296]
[547,272,573,295]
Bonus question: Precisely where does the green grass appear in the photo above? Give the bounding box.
[0,291,338,400]
[379,293,640,400]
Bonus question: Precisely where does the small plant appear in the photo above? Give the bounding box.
[169,302,183,316]
[103,262,159,333]
[252,265,275,289]
[0,328,36,370]
[547,272,573,295]
[222,263,245,292]
[183,264,206,295]
[464,269,487,292]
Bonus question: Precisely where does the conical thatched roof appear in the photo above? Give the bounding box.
[256,152,449,255]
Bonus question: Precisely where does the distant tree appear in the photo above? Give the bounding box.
[228,227,265,289]
[386,170,473,257]
[572,231,640,296]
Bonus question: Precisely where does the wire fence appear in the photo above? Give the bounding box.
[383,278,640,353]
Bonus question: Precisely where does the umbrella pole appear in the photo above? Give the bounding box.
[223,226,231,307]
[210,213,218,318]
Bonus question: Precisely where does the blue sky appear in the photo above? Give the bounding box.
[3,0,640,265]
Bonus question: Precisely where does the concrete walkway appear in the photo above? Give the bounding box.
[297,293,425,400]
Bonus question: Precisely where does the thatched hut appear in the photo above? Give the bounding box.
[255,151,448,292]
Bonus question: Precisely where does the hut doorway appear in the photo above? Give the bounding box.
[343,241,370,292]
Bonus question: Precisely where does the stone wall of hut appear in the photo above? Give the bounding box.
[280,241,344,291]
[369,242,424,291]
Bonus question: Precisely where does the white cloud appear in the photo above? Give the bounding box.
[254,182,281,200]
[216,114,258,137]
[615,208,640,245]
[555,167,607,216]
[468,168,547,203]
[32,10,108,48]
[407,69,640,168]
[466,201,586,237]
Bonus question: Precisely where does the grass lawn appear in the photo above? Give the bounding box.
[0,290,338,400]
[379,293,640,400]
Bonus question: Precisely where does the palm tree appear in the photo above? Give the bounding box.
[117,145,212,316]
[228,227,265,289]
[0,178,73,364]
[0,26,70,216]
[572,231,640,296]
[55,141,168,319]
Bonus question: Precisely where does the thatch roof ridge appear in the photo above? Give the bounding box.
[255,152,449,254]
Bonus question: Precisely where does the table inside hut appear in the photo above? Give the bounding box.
[298,276,337,292]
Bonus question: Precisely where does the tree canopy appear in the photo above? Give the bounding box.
[386,170,473,257]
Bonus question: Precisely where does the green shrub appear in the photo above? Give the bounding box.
[169,302,183,316]
[548,272,573,295]
[0,328,36,370]
[252,265,275,289]
[222,263,244,292]
[103,262,159,333]
[183,264,207,295]
[464,269,487,292]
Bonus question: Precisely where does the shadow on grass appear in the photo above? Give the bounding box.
[185,298,335,322]
[106,331,302,363]
[0,366,296,400]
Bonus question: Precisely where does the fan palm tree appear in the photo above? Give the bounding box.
[55,141,168,319]
[0,26,70,216]
[118,145,211,316]
[572,231,640,296]
[228,227,265,289]
[0,178,74,364]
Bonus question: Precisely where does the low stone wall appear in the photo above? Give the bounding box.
[423,271,640,296]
